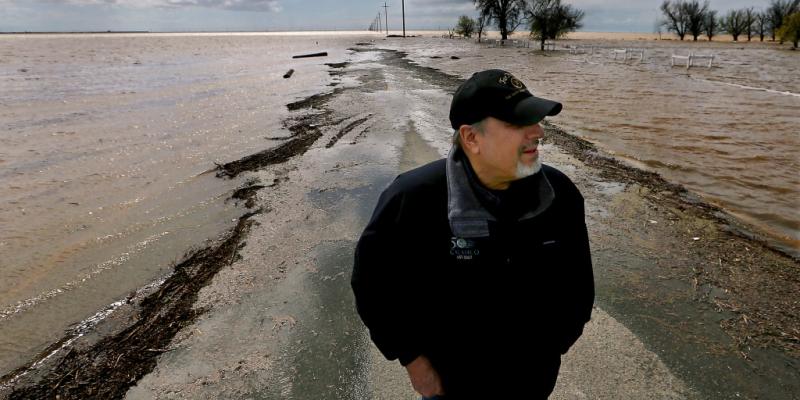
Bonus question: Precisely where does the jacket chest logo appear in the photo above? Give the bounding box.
[450,237,480,260]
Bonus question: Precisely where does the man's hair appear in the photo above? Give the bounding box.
[452,119,486,149]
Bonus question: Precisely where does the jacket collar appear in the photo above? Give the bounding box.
[446,146,555,238]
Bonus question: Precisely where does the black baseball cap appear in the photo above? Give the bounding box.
[449,69,562,130]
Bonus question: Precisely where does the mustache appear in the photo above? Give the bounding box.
[521,139,541,151]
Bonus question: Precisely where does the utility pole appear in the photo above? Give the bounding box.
[377,12,381,32]
[402,0,406,37]
[382,2,389,35]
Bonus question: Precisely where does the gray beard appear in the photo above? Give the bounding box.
[516,155,542,178]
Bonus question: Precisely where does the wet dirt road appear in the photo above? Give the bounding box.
[123,46,701,399]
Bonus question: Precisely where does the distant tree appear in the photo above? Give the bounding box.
[683,0,711,41]
[455,15,477,37]
[703,10,719,41]
[660,0,689,40]
[743,7,757,41]
[655,19,664,40]
[524,0,584,50]
[755,10,769,41]
[475,0,525,40]
[767,0,800,41]
[722,9,748,41]
[476,11,490,43]
[777,11,800,47]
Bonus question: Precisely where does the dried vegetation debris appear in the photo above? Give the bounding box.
[230,178,266,209]
[326,115,372,148]
[216,132,322,179]
[348,47,465,91]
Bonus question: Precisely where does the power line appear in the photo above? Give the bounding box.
[402,0,405,37]
[382,2,389,35]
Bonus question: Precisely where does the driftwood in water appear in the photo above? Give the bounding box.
[292,52,328,59]
[283,69,295,79]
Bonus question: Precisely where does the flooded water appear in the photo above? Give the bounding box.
[0,30,797,381]
[0,32,365,376]
[390,36,800,256]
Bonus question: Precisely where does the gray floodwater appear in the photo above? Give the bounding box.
[0,32,361,376]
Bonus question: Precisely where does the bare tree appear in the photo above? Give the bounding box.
[703,10,719,41]
[722,9,748,41]
[767,0,800,41]
[744,7,756,41]
[455,15,477,38]
[524,0,584,50]
[475,0,526,40]
[756,10,769,41]
[660,0,689,40]
[683,0,710,41]
[476,11,490,43]
[655,19,664,40]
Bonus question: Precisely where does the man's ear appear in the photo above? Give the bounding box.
[459,124,480,155]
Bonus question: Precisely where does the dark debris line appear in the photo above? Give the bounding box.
[326,115,372,148]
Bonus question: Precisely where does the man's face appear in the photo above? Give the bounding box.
[473,116,544,182]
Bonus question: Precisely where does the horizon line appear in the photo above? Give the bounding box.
[0,28,663,35]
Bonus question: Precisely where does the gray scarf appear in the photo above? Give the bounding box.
[446,146,555,238]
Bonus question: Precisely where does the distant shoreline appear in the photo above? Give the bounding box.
[0,30,785,44]
[0,31,151,34]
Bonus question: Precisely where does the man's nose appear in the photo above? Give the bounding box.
[524,123,544,140]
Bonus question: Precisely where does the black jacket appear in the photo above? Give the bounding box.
[351,151,594,398]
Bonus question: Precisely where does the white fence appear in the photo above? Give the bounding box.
[464,38,721,70]
[671,53,715,69]
[487,39,532,48]
[612,48,645,61]
[568,45,597,55]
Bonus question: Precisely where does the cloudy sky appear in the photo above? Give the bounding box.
[0,0,774,33]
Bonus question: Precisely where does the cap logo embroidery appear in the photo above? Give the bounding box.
[499,73,525,89]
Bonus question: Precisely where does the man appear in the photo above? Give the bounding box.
[351,69,594,399]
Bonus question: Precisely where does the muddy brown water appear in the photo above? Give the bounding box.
[0,32,366,376]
